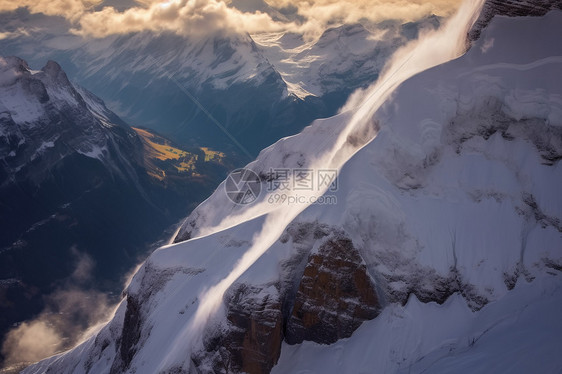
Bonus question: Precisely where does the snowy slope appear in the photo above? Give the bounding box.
[23,4,562,374]
[72,32,278,92]
[270,9,562,371]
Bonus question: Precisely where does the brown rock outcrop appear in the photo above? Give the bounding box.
[193,284,284,374]
[193,231,380,372]
[469,0,562,41]
[285,237,380,345]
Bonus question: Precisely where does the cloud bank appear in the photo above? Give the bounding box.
[0,0,101,20]
[0,0,461,39]
[76,0,294,38]
[0,250,116,367]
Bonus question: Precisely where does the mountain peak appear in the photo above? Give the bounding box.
[40,59,72,86]
[0,56,29,72]
[42,60,62,75]
[0,56,31,87]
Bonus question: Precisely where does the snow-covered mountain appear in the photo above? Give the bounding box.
[0,56,142,184]
[0,27,313,156]
[22,1,562,373]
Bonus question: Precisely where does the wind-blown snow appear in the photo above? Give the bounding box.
[175,0,484,241]
[168,6,562,370]
[165,7,486,353]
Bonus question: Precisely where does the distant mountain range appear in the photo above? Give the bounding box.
[0,13,439,156]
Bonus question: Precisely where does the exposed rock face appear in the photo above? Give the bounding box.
[445,96,562,165]
[191,223,492,372]
[193,230,380,373]
[194,285,284,374]
[110,296,142,374]
[285,237,380,345]
[469,0,562,41]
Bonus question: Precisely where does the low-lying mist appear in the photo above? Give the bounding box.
[0,248,126,370]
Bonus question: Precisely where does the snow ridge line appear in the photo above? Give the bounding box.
[460,55,562,76]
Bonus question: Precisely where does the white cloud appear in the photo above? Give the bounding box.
[74,0,294,38]
[0,0,101,20]
[0,28,31,40]
[0,0,461,39]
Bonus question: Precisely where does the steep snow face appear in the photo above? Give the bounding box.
[73,32,278,92]
[316,8,562,290]
[23,6,562,374]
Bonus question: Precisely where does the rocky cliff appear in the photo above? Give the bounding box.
[468,0,562,40]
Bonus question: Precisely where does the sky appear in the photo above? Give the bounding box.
[0,0,462,40]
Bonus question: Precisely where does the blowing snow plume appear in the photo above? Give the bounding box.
[332,0,486,164]
[178,0,485,242]
[158,0,486,367]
